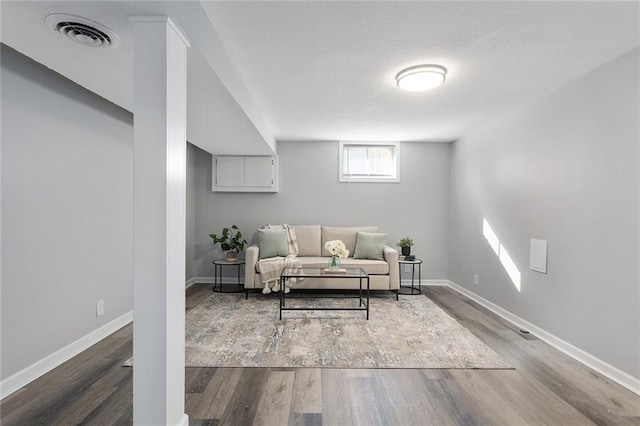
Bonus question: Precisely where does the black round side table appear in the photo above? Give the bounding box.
[398,258,422,295]
[212,258,245,294]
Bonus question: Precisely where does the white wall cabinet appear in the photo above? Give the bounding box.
[212,156,278,192]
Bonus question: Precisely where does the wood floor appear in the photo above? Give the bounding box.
[2,284,639,425]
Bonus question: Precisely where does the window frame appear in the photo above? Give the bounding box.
[338,141,401,183]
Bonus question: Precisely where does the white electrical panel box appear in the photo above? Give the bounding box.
[213,156,278,192]
[530,239,548,273]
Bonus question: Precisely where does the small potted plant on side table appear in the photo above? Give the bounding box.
[209,225,247,261]
[397,237,414,257]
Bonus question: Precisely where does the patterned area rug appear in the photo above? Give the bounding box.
[148,292,511,369]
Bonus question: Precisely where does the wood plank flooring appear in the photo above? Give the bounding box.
[2,284,639,425]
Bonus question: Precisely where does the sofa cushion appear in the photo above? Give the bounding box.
[293,225,321,257]
[264,224,298,256]
[353,232,387,260]
[297,257,389,275]
[257,229,289,259]
[321,226,380,257]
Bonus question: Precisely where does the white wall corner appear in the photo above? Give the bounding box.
[445,280,640,396]
[0,311,133,400]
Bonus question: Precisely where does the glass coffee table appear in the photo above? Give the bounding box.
[279,268,370,320]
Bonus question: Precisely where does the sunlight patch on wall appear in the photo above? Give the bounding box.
[499,243,521,291]
[482,218,522,291]
[483,218,500,256]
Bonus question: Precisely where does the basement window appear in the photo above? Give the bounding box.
[339,141,400,183]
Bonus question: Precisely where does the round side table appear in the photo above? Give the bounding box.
[212,258,245,294]
[397,258,422,295]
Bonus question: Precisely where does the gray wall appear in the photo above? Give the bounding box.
[448,48,639,378]
[1,45,134,379]
[186,143,198,281]
[187,141,451,280]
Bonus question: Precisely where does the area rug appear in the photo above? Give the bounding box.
[126,293,512,369]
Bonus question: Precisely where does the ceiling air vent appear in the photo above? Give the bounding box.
[45,14,120,48]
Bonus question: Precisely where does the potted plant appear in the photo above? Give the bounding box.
[397,237,414,257]
[209,225,247,261]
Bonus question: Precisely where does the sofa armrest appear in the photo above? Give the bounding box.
[244,244,259,288]
[384,245,400,290]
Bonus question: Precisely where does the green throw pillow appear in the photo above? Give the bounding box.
[353,231,387,260]
[258,229,289,259]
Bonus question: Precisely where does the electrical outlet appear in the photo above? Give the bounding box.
[96,300,104,317]
[404,264,411,273]
[473,274,479,286]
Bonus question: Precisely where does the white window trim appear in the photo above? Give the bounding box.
[339,141,400,183]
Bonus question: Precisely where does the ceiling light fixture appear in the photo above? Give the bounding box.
[395,64,447,91]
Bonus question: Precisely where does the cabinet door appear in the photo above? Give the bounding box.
[216,156,244,186]
[244,157,273,187]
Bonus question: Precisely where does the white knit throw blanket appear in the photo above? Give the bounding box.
[257,256,301,288]
[257,224,303,292]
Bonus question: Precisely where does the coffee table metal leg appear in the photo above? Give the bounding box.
[279,277,283,320]
[366,276,370,320]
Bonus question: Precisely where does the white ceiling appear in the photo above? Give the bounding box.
[202,1,640,142]
[2,1,639,148]
[1,0,277,155]
[2,1,151,111]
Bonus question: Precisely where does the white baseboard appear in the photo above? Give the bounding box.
[187,276,244,288]
[6,279,637,400]
[1,310,133,400]
[176,413,189,426]
[189,277,449,289]
[191,277,450,289]
[400,279,450,287]
[446,280,640,396]
[186,276,214,288]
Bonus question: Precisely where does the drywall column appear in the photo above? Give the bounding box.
[131,17,190,426]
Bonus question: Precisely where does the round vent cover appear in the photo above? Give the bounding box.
[45,14,120,48]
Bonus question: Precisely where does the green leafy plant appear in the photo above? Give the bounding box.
[209,225,247,253]
[397,237,414,248]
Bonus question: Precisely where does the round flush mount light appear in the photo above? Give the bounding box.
[395,64,447,91]
[45,14,121,48]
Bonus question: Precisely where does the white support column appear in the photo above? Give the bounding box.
[130,16,190,426]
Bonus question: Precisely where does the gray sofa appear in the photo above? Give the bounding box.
[244,225,400,291]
